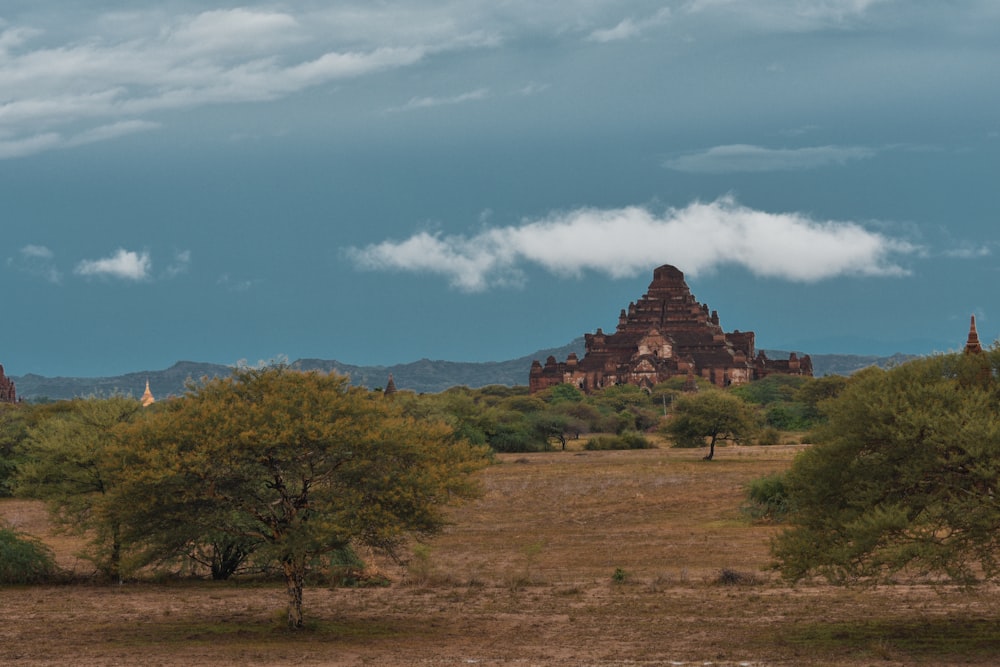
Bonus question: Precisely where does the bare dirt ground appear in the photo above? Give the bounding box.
[3,443,1000,666]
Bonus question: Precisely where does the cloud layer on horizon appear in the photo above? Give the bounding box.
[346,197,920,291]
[4,0,988,159]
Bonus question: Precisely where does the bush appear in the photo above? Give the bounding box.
[764,403,811,431]
[713,568,762,586]
[755,426,783,446]
[487,422,550,453]
[327,545,366,587]
[742,472,791,523]
[0,526,57,584]
[584,431,654,450]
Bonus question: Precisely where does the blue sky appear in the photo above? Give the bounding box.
[2,1,998,377]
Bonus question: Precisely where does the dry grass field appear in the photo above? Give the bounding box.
[3,441,1000,666]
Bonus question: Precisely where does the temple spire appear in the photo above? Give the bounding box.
[141,379,155,407]
[965,314,984,355]
[383,374,397,397]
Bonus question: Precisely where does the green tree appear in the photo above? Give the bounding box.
[0,404,28,497]
[539,383,584,405]
[529,412,571,450]
[660,390,757,460]
[116,366,489,628]
[15,396,142,580]
[773,352,1000,585]
[0,524,57,584]
[794,374,849,424]
[0,401,75,497]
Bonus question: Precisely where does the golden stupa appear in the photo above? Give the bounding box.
[141,379,155,407]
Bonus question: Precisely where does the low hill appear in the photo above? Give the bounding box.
[10,341,914,401]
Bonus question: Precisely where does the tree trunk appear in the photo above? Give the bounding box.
[110,523,122,584]
[282,558,305,629]
[704,433,717,461]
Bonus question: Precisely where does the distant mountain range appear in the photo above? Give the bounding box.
[10,340,916,401]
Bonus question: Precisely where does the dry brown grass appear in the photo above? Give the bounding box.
[3,443,1000,666]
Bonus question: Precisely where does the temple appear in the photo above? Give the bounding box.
[0,364,16,404]
[529,265,812,393]
[141,379,155,407]
[964,314,984,355]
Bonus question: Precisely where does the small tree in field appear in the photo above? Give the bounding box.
[660,390,757,460]
[773,352,1000,585]
[15,396,142,580]
[116,365,489,628]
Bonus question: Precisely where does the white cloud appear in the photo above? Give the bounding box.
[9,244,61,283]
[1,0,987,159]
[944,244,992,259]
[0,6,499,159]
[163,8,302,56]
[20,244,54,260]
[683,0,889,31]
[64,120,161,148]
[386,88,490,113]
[164,250,191,278]
[517,81,550,96]
[346,197,919,291]
[0,132,61,159]
[588,8,671,42]
[217,274,259,292]
[75,249,151,281]
[663,144,877,173]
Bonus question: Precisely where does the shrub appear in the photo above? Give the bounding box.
[0,526,57,584]
[487,422,550,453]
[764,403,811,431]
[713,568,762,586]
[742,472,791,522]
[755,426,783,446]
[584,431,654,450]
[327,545,366,587]
[619,431,654,449]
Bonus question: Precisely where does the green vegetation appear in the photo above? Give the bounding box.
[660,390,758,460]
[741,472,791,523]
[15,396,142,580]
[114,365,490,627]
[5,366,886,635]
[583,431,653,450]
[0,524,57,583]
[387,374,838,455]
[773,350,1000,585]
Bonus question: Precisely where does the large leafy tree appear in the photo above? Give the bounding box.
[661,390,757,460]
[15,397,142,580]
[116,366,489,628]
[773,351,1000,584]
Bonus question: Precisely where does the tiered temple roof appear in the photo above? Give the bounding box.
[530,264,811,393]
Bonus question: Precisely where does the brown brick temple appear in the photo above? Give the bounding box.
[0,364,16,403]
[529,264,812,393]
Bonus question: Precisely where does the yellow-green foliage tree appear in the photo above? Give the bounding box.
[15,397,142,580]
[660,390,757,460]
[116,365,489,628]
[773,351,1000,584]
